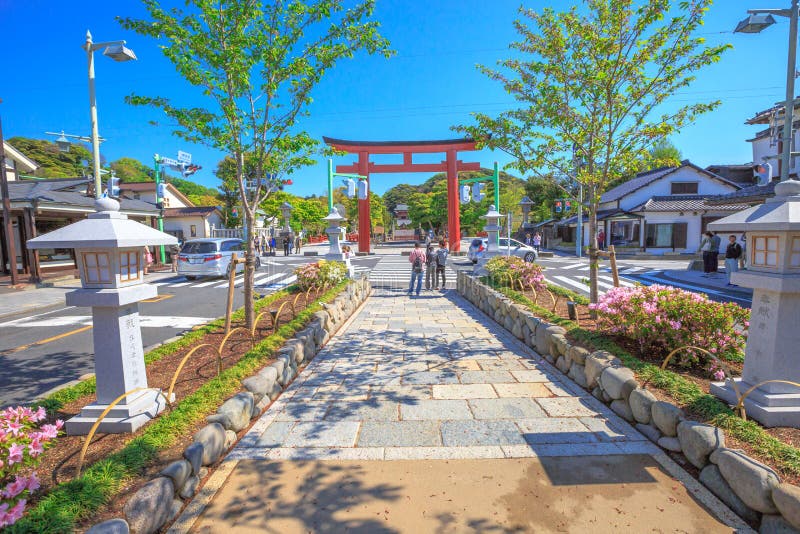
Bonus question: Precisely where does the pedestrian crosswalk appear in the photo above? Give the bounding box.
[539,261,661,297]
[151,270,299,292]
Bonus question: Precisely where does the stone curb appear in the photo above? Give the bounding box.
[86,277,372,534]
[457,272,795,533]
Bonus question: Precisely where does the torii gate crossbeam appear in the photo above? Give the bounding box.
[323,137,481,254]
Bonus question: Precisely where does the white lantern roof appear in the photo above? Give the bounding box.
[322,209,345,223]
[481,205,503,221]
[709,180,800,233]
[28,197,178,250]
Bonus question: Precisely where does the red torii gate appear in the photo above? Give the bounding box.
[323,137,481,254]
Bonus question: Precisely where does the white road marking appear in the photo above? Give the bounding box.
[0,305,77,328]
[3,315,214,329]
[552,275,589,293]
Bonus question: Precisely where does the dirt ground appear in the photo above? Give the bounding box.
[190,456,735,533]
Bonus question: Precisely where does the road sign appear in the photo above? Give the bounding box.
[177,150,192,164]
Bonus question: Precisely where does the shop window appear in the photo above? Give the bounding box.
[645,223,687,248]
[120,251,140,281]
[670,182,698,195]
[752,236,779,267]
[790,236,800,268]
[83,252,112,284]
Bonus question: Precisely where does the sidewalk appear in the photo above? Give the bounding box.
[174,288,743,532]
[659,268,753,297]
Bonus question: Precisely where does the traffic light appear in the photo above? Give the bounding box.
[460,184,471,203]
[357,179,368,200]
[343,178,356,198]
[755,162,773,185]
[107,175,121,198]
[555,200,563,213]
[472,182,485,202]
[565,200,572,211]
[182,164,201,177]
[156,183,167,200]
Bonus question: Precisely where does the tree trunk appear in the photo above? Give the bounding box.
[243,210,256,330]
[588,185,599,308]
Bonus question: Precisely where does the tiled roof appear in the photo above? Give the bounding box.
[599,161,740,204]
[631,195,743,212]
[706,181,777,206]
[6,178,158,214]
[557,208,633,226]
[163,206,220,217]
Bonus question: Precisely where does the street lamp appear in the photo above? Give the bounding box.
[45,131,105,154]
[735,1,798,182]
[85,30,137,198]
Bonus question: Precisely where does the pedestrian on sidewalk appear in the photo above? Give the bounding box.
[283,236,291,256]
[532,232,541,253]
[269,237,276,256]
[294,235,302,254]
[143,246,153,274]
[434,240,449,290]
[254,235,261,256]
[710,232,722,274]
[408,242,426,296]
[424,242,436,290]
[170,242,181,273]
[700,231,713,276]
[725,235,742,287]
[739,233,747,270]
[597,229,606,251]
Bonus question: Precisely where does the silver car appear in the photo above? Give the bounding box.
[467,237,538,264]
[177,238,260,280]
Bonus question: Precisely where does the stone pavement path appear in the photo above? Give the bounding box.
[176,288,747,532]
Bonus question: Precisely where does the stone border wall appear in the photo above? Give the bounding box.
[457,272,800,534]
[86,278,372,534]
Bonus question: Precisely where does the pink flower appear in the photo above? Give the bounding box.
[25,473,39,493]
[2,476,27,499]
[28,438,43,457]
[7,443,23,465]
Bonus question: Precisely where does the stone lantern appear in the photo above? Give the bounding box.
[475,205,503,273]
[280,202,293,232]
[709,179,800,427]
[519,196,535,239]
[27,197,177,434]
[323,209,346,259]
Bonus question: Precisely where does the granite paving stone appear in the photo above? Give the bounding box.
[433,384,498,399]
[441,420,527,446]
[458,370,516,384]
[493,383,554,398]
[403,371,460,385]
[516,418,598,444]
[401,399,474,420]
[468,398,547,419]
[357,421,442,447]
[324,401,399,421]
[537,397,599,418]
[254,421,295,448]
[282,422,361,448]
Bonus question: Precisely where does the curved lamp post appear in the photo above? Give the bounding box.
[85,30,137,198]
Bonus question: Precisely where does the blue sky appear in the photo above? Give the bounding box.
[0,1,791,197]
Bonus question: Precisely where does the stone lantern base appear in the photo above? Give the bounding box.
[65,389,169,435]
[711,379,800,428]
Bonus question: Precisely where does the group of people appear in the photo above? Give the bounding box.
[408,240,449,296]
[523,232,543,253]
[252,235,302,256]
[700,231,745,287]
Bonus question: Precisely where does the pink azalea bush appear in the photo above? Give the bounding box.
[589,284,750,368]
[485,256,546,292]
[294,260,346,290]
[0,406,63,527]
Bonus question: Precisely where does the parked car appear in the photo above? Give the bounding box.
[177,238,260,280]
[467,237,538,264]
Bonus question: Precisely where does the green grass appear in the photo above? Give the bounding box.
[487,281,800,478]
[11,282,348,534]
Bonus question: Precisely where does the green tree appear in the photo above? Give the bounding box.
[121,0,391,326]
[7,137,92,178]
[110,157,151,182]
[455,0,728,304]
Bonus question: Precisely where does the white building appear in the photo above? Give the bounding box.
[559,161,742,255]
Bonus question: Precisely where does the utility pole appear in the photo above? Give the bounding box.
[0,114,19,285]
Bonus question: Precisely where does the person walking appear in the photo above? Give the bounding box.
[725,234,742,287]
[254,235,261,257]
[434,240,449,290]
[524,233,532,246]
[597,229,606,251]
[424,242,436,291]
[532,232,542,254]
[170,241,181,273]
[269,236,276,256]
[294,234,302,254]
[700,231,713,276]
[143,246,154,275]
[283,236,291,256]
[710,232,722,275]
[408,242,426,297]
[739,233,747,270]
